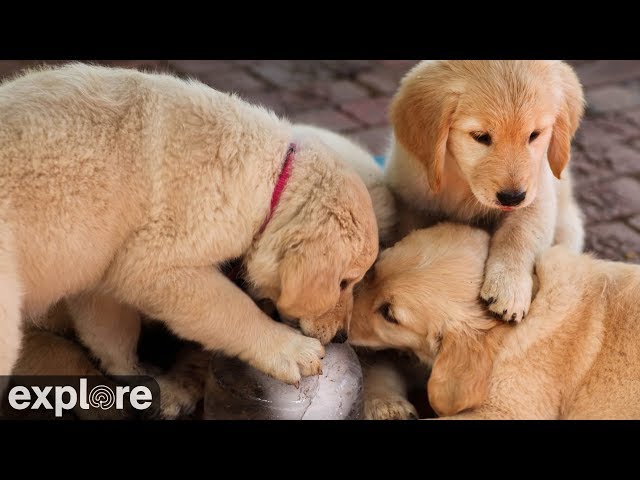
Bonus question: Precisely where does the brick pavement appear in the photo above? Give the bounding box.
[1,59,638,263]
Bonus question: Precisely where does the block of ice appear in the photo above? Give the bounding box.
[204,343,362,420]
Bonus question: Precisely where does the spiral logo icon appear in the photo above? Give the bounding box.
[89,385,115,409]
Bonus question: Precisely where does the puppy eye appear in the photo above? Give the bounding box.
[529,130,541,143]
[471,132,492,146]
[378,302,398,324]
[340,280,349,291]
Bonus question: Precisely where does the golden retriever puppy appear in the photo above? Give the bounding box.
[350,223,640,419]
[0,63,378,387]
[350,223,490,418]
[387,60,585,323]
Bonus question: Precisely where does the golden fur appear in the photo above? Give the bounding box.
[0,63,379,388]
[350,222,640,419]
[292,124,397,248]
[386,60,585,323]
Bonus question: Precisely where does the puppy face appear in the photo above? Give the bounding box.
[349,223,500,416]
[349,224,490,360]
[247,144,379,345]
[447,85,557,211]
[391,60,585,210]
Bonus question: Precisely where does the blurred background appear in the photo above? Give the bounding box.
[1,59,638,263]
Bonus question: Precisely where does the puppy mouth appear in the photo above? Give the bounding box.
[475,195,520,212]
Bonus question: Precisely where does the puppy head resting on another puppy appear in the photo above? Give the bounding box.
[244,135,379,345]
[349,223,503,416]
[391,60,584,211]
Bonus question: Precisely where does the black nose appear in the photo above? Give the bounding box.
[496,190,526,207]
[331,330,348,344]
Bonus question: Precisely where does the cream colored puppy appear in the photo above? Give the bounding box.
[6,123,388,419]
[0,63,378,386]
[387,60,585,322]
[350,223,640,419]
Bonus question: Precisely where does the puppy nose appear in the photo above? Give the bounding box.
[496,190,526,207]
[331,330,348,344]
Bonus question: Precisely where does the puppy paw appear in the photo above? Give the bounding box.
[365,396,418,420]
[154,346,210,420]
[247,326,325,385]
[481,263,533,323]
[154,375,202,420]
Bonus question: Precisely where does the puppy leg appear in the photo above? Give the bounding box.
[363,360,418,420]
[553,173,584,253]
[9,324,141,420]
[111,267,325,386]
[65,294,209,419]
[13,326,99,376]
[67,291,142,376]
[0,229,22,379]
[481,171,557,322]
[154,344,210,420]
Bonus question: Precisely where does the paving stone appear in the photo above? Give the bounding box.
[248,61,335,89]
[198,70,266,95]
[357,71,401,95]
[576,60,640,88]
[575,118,629,157]
[100,60,168,71]
[0,60,41,79]
[341,97,391,126]
[624,109,640,128]
[169,60,236,75]
[290,108,361,132]
[245,90,327,116]
[576,177,640,224]
[585,221,640,263]
[348,126,392,156]
[308,80,370,103]
[573,142,640,184]
[378,60,419,70]
[586,84,640,113]
[320,60,373,77]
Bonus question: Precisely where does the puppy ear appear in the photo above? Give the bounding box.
[277,240,342,320]
[390,61,459,193]
[548,62,585,179]
[427,327,495,417]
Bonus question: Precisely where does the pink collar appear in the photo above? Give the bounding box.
[224,143,296,284]
[258,142,296,235]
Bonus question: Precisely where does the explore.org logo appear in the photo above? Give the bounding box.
[0,376,160,419]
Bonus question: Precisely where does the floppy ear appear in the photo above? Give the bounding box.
[277,241,343,319]
[390,61,459,193]
[547,62,585,179]
[427,328,495,417]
